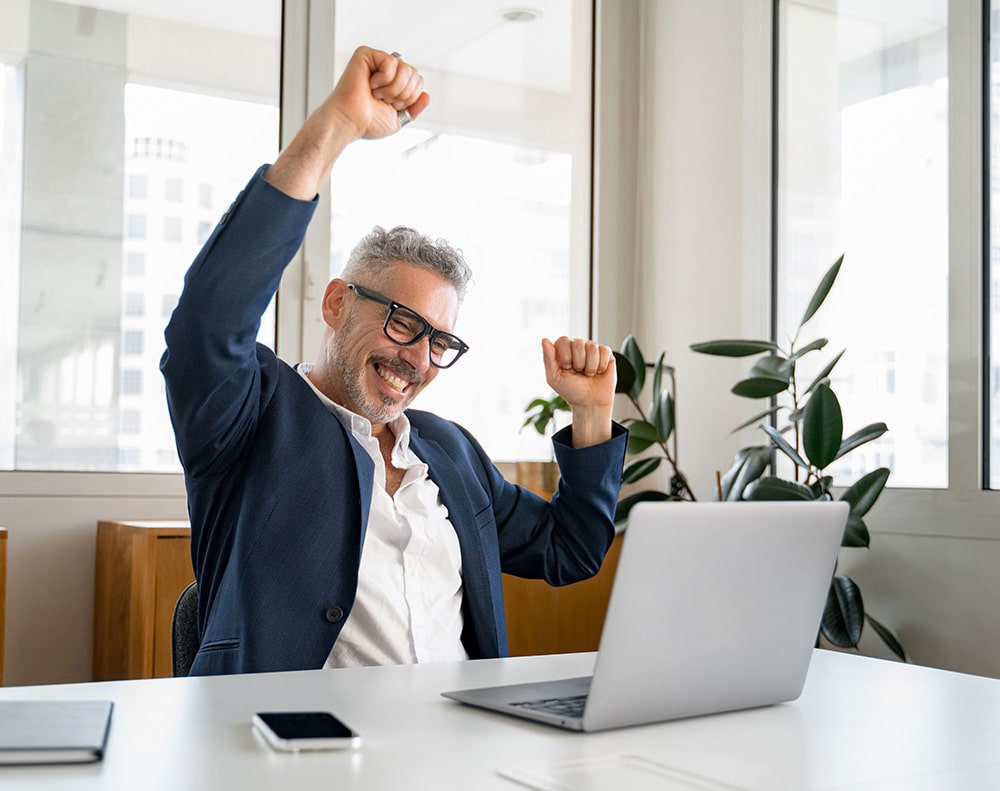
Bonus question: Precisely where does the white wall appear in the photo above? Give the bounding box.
[0,474,187,685]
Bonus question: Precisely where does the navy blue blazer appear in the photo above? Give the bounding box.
[161,167,627,676]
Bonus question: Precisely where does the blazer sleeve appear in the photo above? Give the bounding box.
[494,423,628,584]
[159,166,317,479]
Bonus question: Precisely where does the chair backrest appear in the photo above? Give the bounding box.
[171,581,199,677]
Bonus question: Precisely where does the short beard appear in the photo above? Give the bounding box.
[330,328,413,425]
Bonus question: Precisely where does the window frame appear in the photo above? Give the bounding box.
[767,0,996,545]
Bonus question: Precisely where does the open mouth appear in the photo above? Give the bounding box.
[375,362,411,394]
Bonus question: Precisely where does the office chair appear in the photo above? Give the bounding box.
[171,580,200,677]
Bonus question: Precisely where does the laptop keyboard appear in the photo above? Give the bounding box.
[511,694,588,719]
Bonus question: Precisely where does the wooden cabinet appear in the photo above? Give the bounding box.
[502,461,623,656]
[91,510,621,679]
[502,533,622,657]
[1,527,6,686]
[92,520,195,681]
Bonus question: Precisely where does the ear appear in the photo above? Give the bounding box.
[321,279,351,329]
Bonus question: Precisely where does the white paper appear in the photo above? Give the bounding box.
[498,754,750,791]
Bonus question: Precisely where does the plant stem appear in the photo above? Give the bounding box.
[627,395,697,501]
[789,350,802,483]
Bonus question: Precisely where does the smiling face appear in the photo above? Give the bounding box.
[313,262,461,431]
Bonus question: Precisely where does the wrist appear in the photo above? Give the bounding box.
[568,404,614,449]
[265,104,359,200]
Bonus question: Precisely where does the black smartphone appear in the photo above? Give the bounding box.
[252,711,362,752]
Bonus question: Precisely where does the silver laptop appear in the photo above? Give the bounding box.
[442,500,848,732]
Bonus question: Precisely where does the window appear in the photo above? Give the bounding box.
[122,331,143,355]
[329,1,593,461]
[125,252,145,277]
[197,221,212,245]
[776,0,948,488]
[164,177,183,202]
[989,1,1000,487]
[1,0,280,472]
[164,216,182,242]
[127,174,147,199]
[126,213,146,239]
[124,292,145,317]
[0,60,21,469]
[121,369,142,395]
[120,409,140,434]
[161,294,179,319]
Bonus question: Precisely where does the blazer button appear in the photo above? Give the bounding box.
[325,605,344,623]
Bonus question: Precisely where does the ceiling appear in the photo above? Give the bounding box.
[59,0,573,94]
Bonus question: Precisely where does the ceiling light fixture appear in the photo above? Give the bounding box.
[500,8,542,23]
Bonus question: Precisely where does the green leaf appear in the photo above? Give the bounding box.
[788,337,829,363]
[731,405,784,433]
[521,395,570,434]
[761,424,809,469]
[802,384,843,469]
[804,350,845,395]
[620,336,646,399]
[648,391,675,443]
[745,476,815,501]
[622,457,662,485]
[613,350,636,396]
[750,354,792,382]
[835,423,889,461]
[720,446,771,501]
[651,351,666,404]
[732,377,789,399]
[865,613,908,662]
[615,490,671,524]
[689,339,779,357]
[839,467,890,518]
[626,420,658,455]
[800,253,844,327]
[842,514,871,548]
[821,574,864,649]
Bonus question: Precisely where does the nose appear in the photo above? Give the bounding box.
[396,336,433,373]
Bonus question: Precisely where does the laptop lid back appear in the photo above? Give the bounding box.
[582,500,847,731]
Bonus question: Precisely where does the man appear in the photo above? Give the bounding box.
[161,46,627,676]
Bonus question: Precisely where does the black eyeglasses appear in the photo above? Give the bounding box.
[347,283,469,369]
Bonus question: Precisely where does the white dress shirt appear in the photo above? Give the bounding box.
[296,365,469,667]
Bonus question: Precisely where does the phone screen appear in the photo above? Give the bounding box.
[256,711,356,739]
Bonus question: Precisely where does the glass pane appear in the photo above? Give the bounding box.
[777,0,948,488]
[330,1,591,461]
[989,3,1000,488]
[0,0,280,472]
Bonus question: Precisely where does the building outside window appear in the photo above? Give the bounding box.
[776,0,948,488]
[0,0,280,471]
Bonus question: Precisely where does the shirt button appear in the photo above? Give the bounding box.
[325,605,345,623]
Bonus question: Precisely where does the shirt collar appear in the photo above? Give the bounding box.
[296,363,412,454]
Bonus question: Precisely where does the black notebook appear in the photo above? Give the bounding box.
[0,700,113,765]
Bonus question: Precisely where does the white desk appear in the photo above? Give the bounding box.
[0,650,998,790]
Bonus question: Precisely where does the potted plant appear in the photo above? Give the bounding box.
[690,254,906,661]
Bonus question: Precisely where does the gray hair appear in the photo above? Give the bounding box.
[343,226,473,304]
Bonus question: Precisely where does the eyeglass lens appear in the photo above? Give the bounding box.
[385,306,463,367]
